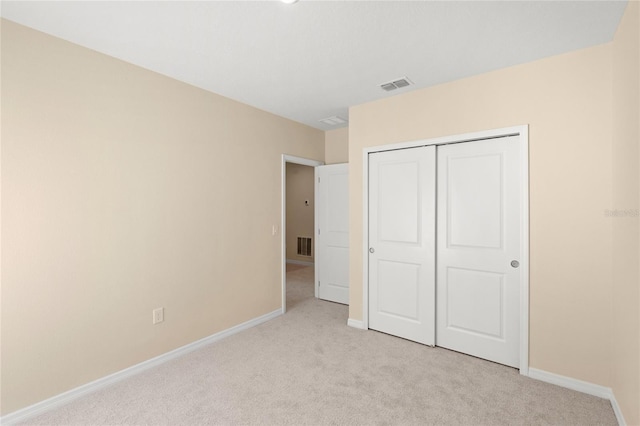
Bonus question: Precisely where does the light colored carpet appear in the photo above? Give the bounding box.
[22,266,617,425]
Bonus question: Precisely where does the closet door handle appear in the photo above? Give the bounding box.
[511,260,519,268]
[369,247,375,254]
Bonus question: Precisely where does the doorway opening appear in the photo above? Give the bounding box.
[281,155,323,313]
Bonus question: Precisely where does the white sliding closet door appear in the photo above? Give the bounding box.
[368,146,436,345]
[366,135,523,368]
[436,136,521,367]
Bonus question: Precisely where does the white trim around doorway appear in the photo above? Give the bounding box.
[281,155,324,314]
[360,125,530,375]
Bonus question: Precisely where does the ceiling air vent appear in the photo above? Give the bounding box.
[319,115,348,126]
[380,77,412,91]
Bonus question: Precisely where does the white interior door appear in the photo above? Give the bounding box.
[436,136,521,367]
[316,164,349,305]
[368,146,436,345]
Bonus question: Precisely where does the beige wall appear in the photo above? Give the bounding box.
[324,127,349,164]
[612,2,640,425]
[286,163,315,263]
[0,20,324,414]
[349,44,614,387]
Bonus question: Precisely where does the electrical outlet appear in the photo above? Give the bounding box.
[153,308,164,324]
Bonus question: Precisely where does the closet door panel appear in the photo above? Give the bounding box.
[368,146,436,345]
[436,136,521,368]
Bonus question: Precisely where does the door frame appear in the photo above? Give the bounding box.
[281,154,324,314]
[361,125,530,375]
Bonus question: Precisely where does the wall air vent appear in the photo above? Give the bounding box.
[297,237,312,257]
[380,77,413,91]
[319,116,348,126]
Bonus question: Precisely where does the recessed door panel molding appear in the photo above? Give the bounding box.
[377,260,421,321]
[368,146,436,346]
[327,173,349,234]
[378,161,421,245]
[447,153,504,250]
[445,267,505,340]
[316,163,349,305]
[326,246,349,299]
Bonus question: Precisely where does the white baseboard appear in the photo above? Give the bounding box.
[1,309,282,426]
[347,318,366,329]
[528,368,626,425]
[609,395,627,426]
[286,259,314,266]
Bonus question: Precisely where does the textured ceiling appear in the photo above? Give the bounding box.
[1,1,628,130]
